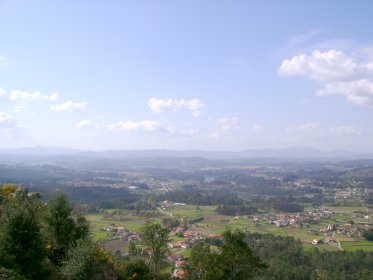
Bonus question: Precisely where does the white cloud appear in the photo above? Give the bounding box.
[215,117,240,132]
[287,123,362,138]
[0,56,5,67]
[279,30,324,54]
[316,79,373,106]
[8,90,59,103]
[13,105,26,113]
[278,48,373,106]
[148,97,203,116]
[76,119,163,133]
[0,88,7,101]
[207,117,240,139]
[75,119,199,136]
[166,126,198,136]
[107,120,162,132]
[252,124,263,130]
[75,120,95,128]
[278,50,364,82]
[45,92,59,101]
[0,112,16,128]
[50,100,87,112]
[330,126,361,135]
[297,122,320,131]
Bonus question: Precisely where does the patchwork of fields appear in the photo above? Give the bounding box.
[87,204,373,255]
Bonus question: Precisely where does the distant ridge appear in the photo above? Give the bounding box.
[0,146,372,160]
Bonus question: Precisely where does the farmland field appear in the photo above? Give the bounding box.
[87,204,373,253]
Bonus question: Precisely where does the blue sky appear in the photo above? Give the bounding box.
[1,0,373,151]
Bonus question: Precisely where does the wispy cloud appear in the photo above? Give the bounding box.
[50,100,87,112]
[252,124,263,130]
[279,30,324,54]
[148,97,203,117]
[13,105,26,113]
[207,116,241,139]
[215,117,240,132]
[9,91,59,102]
[0,56,6,67]
[76,119,198,136]
[329,126,361,135]
[0,112,16,128]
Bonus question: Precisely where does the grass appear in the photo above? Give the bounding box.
[342,241,373,252]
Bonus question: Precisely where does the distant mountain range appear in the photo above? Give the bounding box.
[0,146,372,160]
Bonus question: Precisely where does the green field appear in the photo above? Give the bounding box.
[342,241,373,252]
[86,204,373,252]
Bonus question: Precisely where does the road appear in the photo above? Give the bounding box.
[332,231,343,250]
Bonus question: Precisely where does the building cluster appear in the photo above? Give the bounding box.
[251,207,334,229]
[101,225,140,242]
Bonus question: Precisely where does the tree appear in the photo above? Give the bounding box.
[115,259,151,280]
[43,193,89,265]
[60,238,118,280]
[0,189,46,279]
[219,230,264,280]
[128,242,139,257]
[364,229,373,241]
[140,223,170,279]
[184,242,223,280]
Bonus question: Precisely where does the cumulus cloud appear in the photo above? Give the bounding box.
[278,48,373,106]
[148,97,203,116]
[316,79,373,106]
[50,101,87,112]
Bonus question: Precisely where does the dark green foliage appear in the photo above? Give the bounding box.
[0,267,27,280]
[219,231,265,280]
[128,242,139,257]
[363,229,373,241]
[246,233,373,280]
[216,203,257,216]
[0,190,46,279]
[44,193,90,265]
[157,190,244,206]
[60,238,97,280]
[184,242,223,280]
[60,238,119,280]
[184,231,264,280]
[116,259,151,280]
[161,217,180,229]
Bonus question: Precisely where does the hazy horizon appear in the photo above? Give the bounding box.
[1,1,373,152]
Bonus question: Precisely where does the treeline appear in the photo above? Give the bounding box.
[183,232,373,280]
[156,189,243,205]
[251,196,304,213]
[246,233,373,280]
[216,203,257,216]
[31,186,140,210]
